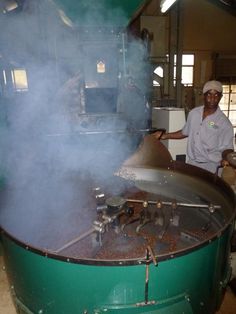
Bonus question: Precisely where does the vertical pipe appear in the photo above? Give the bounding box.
[168,5,177,99]
[176,1,183,108]
[122,32,127,77]
[145,248,149,304]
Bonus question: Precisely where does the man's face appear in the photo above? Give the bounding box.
[203,89,222,110]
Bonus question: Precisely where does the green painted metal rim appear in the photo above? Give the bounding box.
[1,222,234,266]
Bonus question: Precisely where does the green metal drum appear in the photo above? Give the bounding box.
[0,163,235,314]
[0,224,234,314]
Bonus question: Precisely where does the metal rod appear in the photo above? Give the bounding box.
[122,32,127,77]
[180,230,201,242]
[46,128,156,137]
[46,130,127,137]
[158,219,170,240]
[126,199,221,209]
[55,227,95,253]
[147,245,158,266]
[145,248,149,304]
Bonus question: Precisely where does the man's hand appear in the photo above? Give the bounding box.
[153,130,187,140]
[221,159,229,168]
[153,131,167,140]
[225,151,236,168]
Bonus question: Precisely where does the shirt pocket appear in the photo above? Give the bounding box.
[201,124,219,152]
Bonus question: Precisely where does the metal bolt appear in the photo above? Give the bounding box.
[208,203,215,213]
[143,201,148,208]
[93,187,101,192]
[171,201,177,210]
[157,201,162,209]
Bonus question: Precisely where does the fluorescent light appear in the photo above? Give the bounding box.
[3,0,18,13]
[58,9,74,28]
[160,0,178,13]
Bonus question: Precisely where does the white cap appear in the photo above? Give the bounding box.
[203,80,222,94]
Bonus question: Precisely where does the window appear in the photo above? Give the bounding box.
[153,66,163,86]
[11,69,28,92]
[0,68,28,96]
[174,54,194,86]
[219,84,236,133]
[153,54,194,87]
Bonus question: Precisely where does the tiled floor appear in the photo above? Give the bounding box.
[0,255,235,314]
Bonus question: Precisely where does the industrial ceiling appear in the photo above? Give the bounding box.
[1,0,236,16]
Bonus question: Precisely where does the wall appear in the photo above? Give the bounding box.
[182,0,236,52]
[138,0,236,107]
[182,0,236,88]
[182,0,236,107]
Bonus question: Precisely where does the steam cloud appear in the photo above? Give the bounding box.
[0,0,150,250]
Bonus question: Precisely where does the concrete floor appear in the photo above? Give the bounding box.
[0,256,15,314]
[216,289,236,314]
[0,255,236,314]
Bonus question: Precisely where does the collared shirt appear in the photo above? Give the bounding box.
[182,105,234,173]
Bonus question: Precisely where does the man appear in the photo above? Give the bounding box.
[154,80,234,174]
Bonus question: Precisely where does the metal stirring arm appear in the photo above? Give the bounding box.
[135,201,152,233]
[54,208,126,253]
[120,217,140,232]
[158,218,170,240]
[126,198,221,212]
[136,216,152,233]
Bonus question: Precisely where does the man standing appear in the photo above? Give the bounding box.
[154,80,234,174]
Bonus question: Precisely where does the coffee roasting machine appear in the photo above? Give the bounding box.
[0,1,235,314]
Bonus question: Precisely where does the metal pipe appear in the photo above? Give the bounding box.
[121,32,127,77]
[46,128,157,137]
[145,248,149,304]
[54,227,95,253]
[126,199,221,210]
